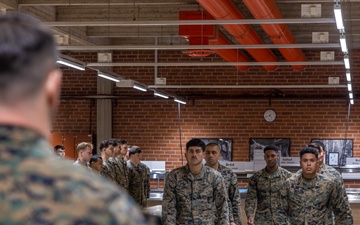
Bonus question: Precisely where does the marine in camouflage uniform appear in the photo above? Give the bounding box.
[319,163,353,225]
[245,145,291,225]
[127,146,151,208]
[162,165,229,225]
[310,141,353,225]
[281,146,348,225]
[217,164,242,225]
[0,126,150,225]
[127,160,150,208]
[112,156,130,190]
[204,143,241,225]
[0,13,151,225]
[162,139,229,225]
[245,166,291,225]
[283,171,347,225]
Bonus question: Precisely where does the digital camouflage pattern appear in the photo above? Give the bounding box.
[217,164,242,225]
[0,125,149,225]
[127,161,151,208]
[245,166,291,225]
[111,157,130,191]
[101,159,116,181]
[282,172,348,225]
[319,164,353,225]
[162,165,229,225]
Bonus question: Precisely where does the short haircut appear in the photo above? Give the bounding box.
[299,146,319,159]
[263,145,279,154]
[76,142,93,153]
[205,142,220,151]
[99,140,109,151]
[118,139,128,145]
[54,145,64,153]
[186,138,205,152]
[311,141,326,153]
[89,155,102,164]
[108,139,118,147]
[0,13,57,104]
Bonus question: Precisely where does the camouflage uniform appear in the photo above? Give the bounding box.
[127,161,151,208]
[217,164,242,225]
[282,172,348,225]
[101,159,116,181]
[162,165,229,225]
[319,164,353,225]
[112,157,130,190]
[0,125,148,225]
[245,166,291,225]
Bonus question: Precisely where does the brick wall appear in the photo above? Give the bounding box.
[53,49,360,188]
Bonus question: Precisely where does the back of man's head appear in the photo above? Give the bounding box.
[0,13,57,104]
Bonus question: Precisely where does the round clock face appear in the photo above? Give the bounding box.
[264,109,276,122]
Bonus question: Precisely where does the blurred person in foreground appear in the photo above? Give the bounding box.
[0,12,149,225]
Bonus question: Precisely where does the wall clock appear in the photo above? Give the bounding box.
[264,109,276,122]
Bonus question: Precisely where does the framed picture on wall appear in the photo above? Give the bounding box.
[197,138,232,162]
[249,138,291,161]
[311,139,353,166]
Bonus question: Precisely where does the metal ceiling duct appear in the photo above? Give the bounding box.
[209,32,250,70]
[196,0,278,71]
[179,11,250,70]
[242,0,307,70]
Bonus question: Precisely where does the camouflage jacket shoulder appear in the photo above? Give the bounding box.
[0,125,148,225]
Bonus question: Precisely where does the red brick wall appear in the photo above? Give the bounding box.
[53,49,360,188]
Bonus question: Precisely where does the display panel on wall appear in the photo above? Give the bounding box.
[249,138,291,161]
[311,139,353,166]
[197,138,232,162]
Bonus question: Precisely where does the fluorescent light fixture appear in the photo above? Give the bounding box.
[174,98,186,105]
[346,70,351,82]
[340,34,348,53]
[98,72,120,82]
[56,58,85,71]
[334,3,344,30]
[349,92,353,99]
[116,79,147,91]
[133,84,147,92]
[347,83,352,92]
[154,91,169,99]
[344,55,350,69]
[350,99,354,105]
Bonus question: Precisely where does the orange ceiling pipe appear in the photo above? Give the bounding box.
[196,0,278,71]
[179,11,250,70]
[209,32,250,70]
[242,0,307,70]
